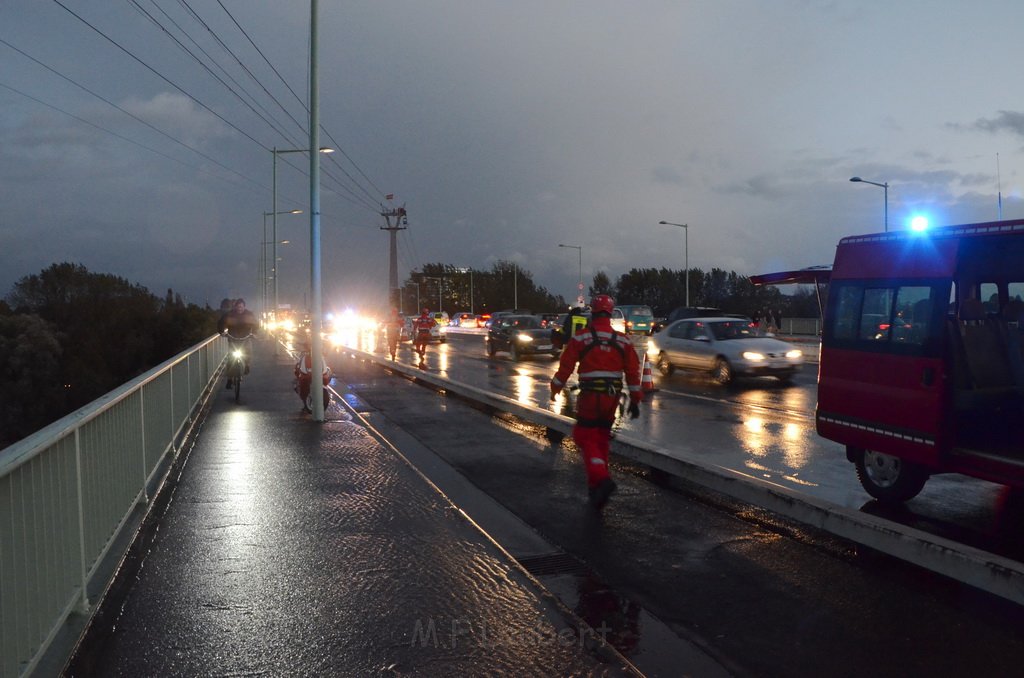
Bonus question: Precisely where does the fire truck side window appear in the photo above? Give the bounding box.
[859,288,895,341]
[892,286,933,345]
[832,286,862,341]
[830,283,938,349]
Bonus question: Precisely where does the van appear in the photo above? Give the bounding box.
[614,304,655,334]
[754,218,1024,503]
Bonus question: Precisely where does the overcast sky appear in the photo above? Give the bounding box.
[3,1,1024,312]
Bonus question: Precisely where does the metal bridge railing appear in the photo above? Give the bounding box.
[0,334,228,678]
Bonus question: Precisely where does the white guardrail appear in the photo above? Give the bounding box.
[344,344,1024,608]
[0,334,228,678]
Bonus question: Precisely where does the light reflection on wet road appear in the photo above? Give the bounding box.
[326,327,1024,561]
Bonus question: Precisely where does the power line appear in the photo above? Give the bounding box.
[0,79,267,196]
[0,37,272,193]
[52,0,269,150]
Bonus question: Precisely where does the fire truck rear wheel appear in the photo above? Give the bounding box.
[853,447,928,503]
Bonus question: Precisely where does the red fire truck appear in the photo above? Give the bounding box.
[754,218,1024,503]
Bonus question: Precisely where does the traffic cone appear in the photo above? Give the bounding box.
[641,353,657,394]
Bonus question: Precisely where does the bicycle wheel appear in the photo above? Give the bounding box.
[234,373,241,403]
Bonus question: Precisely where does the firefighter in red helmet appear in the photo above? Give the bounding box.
[550,294,642,510]
[411,307,436,360]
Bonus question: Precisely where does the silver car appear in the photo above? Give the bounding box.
[647,317,803,385]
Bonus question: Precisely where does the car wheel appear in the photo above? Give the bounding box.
[775,371,795,384]
[486,340,495,357]
[852,447,928,503]
[510,343,521,361]
[712,357,733,385]
[657,353,673,376]
[551,351,561,359]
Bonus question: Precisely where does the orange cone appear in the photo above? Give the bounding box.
[641,353,657,393]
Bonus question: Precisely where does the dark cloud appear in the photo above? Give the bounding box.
[957,111,1024,137]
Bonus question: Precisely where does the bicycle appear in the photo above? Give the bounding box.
[224,333,253,404]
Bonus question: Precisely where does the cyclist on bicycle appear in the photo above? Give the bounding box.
[218,298,258,387]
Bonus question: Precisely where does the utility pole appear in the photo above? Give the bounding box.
[381,203,408,310]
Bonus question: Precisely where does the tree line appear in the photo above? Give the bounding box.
[401,262,822,319]
[0,263,218,448]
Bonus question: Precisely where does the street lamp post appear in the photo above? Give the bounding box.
[425,277,443,312]
[263,210,302,318]
[558,244,583,306]
[260,238,290,314]
[456,268,474,313]
[850,177,889,232]
[271,148,334,320]
[658,221,689,307]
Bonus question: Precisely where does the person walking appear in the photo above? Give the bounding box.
[550,294,642,510]
[411,308,436,361]
[384,307,404,360]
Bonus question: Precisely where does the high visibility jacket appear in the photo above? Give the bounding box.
[412,316,436,334]
[552,318,641,396]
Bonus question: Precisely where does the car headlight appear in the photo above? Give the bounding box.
[742,351,765,361]
[786,349,803,359]
[516,333,533,343]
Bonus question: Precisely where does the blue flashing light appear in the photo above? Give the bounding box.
[910,215,929,232]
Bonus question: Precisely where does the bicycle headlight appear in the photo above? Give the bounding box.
[232,350,244,359]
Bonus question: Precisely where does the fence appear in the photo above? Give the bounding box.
[0,334,227,678]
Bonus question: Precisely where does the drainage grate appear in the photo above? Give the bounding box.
[517,552,591,577]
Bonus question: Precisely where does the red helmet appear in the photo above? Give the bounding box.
[421,307,430,316]
[590,294,615,315]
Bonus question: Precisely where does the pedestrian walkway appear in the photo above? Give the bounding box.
[67,338,634,676]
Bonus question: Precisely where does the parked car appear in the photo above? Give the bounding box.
[613,304,655,335]
[648,317,803,384]
[486,314,559,360]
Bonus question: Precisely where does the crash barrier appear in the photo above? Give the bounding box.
[343,346,1024,607]
[779,317,820,336]
[0,334,228,678]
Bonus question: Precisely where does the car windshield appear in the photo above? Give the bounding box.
[508,316,541,329]
[629,307,653,317]
[708,321,759,341]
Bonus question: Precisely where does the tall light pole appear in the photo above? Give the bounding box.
[307,0,327,421]
[850,177,889,232]
[456,267,474,313]
[260,238,291,315]
[263,210,302,318]
[658,221,689,307]
[425,277,443,312]
[558,244,583,306]
[271,147,334,321]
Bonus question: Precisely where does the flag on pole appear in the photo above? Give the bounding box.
[385,193,394,200]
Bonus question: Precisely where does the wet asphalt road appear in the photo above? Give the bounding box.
[352,329,1024,565]
[68,339,635,677]
[336,348,1024,677]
